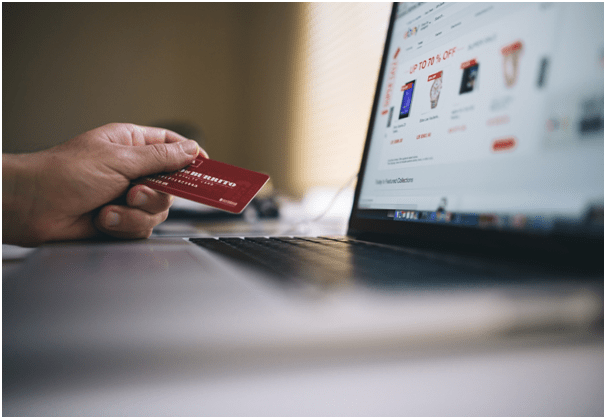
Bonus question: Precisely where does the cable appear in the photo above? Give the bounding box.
[278,172,359,235]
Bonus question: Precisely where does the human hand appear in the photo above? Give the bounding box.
[2,123,208,246]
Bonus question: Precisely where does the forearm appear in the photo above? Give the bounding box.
[3,153,41,246]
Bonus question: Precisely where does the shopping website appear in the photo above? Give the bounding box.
[357,2,603,232]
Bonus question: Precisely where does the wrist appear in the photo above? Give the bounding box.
[2,153,44,246]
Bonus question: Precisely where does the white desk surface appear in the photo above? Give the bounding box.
[3,192,603,416]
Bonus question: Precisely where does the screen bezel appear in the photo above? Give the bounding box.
[347,3,603,265]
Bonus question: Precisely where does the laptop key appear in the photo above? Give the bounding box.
[191,238,355,287]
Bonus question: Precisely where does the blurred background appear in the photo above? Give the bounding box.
[3,2,391,198]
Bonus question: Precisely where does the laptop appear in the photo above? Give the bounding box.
[4,3,603,415]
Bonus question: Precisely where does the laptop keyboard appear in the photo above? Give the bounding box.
[190,236,496,288]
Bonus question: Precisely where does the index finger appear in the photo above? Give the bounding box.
[129,124,209,158]
[133,124,189,144]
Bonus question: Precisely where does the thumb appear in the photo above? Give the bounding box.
[121,140,202,179]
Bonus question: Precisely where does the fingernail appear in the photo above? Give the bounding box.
[181,140,199,157]
[106,211,121,227]
[195,143,209,159]
[133,191,148,207]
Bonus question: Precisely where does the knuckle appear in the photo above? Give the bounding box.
[144,213,159,230]
[159,210,169,224]
[102,122,121,131]
[156,192,173,210]
[150,144,171,166]
[104,123,142,146]
[126,123,142,144]
[123,123,138,133]
[107,122,136,138]
[164,194,175,209]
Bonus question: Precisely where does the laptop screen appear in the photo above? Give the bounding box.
[352,2,604,243]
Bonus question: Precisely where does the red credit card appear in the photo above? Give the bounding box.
[134,155,270,213]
